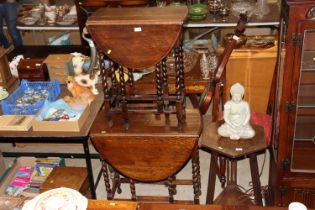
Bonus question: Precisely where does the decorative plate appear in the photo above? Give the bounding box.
[22,17,37,25]
[22,187,88,210]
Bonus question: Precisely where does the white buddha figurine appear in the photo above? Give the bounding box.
[217,83,255,140]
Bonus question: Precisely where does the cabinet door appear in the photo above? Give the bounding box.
[290,21,315,173]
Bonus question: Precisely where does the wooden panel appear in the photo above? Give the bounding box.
[291,141,315,172]
[137,203,292,210]
[290,189,315,208]
[90,109,201,182]
[295,108,315,139]
[93,136,197,182]
[302,51,315,69]
[87,24,181,69]
[300,71,315,84]
[87,200,137,210]
[40,167,89,195]
[298,84,315,98]
[86,7,187,69]
[90,109,202,137]
[303,31,315,51]
[299,71,315,105]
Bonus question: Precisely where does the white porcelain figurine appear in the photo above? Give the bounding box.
[71,52,85,75]
[217,83,255,140]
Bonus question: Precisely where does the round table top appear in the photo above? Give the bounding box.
[86,7,188,69]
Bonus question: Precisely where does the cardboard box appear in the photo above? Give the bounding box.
[0,158,35,196]
[44,54,74,84]
[0,115,35,131]
[0,157,64,197]
[32,105,90,132]
[225,46,277,113]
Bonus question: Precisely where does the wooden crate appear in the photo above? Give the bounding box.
[225,46,277,113]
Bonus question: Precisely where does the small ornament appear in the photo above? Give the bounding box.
[200,52,210,79]
[208,52,218,81]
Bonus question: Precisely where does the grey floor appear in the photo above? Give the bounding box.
[1,118,270,204]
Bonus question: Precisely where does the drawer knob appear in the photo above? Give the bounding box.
[306,7,315,19]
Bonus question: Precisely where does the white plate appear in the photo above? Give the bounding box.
[22,187,88,210]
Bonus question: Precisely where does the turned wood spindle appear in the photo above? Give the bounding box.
[127,68,135,94]
[101,160,113,199]
[155,62,163,113]
[119,65,129,129]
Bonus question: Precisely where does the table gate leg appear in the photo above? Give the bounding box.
[101,159,113,199]
[249,153,263,205]
[130,179,137,201]
[206,152,218,204]
[192,149,201,204]
[168,176,175,203]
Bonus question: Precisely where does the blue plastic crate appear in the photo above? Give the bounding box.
[1,80,61,115]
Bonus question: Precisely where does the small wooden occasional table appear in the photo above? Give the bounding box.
[199,121,268,205]
[86,7,188,129]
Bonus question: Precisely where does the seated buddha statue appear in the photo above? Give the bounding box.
[217,83,255,140]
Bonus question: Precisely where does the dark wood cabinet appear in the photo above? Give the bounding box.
[270,0,315,208]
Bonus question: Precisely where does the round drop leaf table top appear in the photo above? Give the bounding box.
[86,7,188,69]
